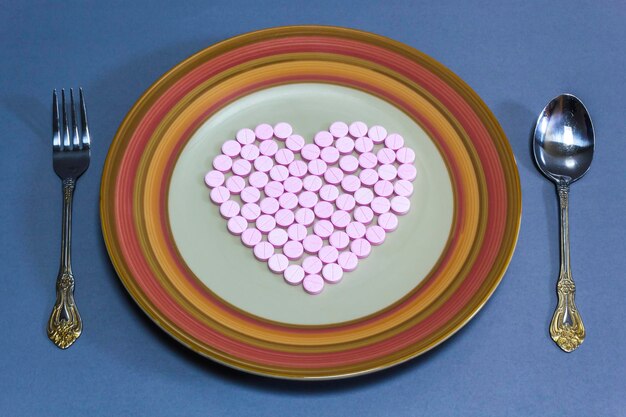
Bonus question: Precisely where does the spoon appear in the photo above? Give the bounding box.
[533,93,594,352]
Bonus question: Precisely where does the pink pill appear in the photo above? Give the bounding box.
[358,152,378,169]
[269,165,289,182]
[227,216,248,235]
[204,170,224,188]
[385,133,404,150]
[313,219,334,238]
[303,256,323,274]
[236,128,255,145]
[256,214,276,233]
[241,202,261,221]
[354,187,374,205]
[329,231,350,250]
[341,175,361,193]
[210,186,230,204]
[298,191,318,208]
[397,164,417,181]
[260,197,279,215]
[359,168,379,186]
[371,197,391,215]
[287,223,307,241]
[268,228,289,247]
[324,167,344,185]
[318,246,339,264]
[378,164,397,181]
[319,184,339,202]
[273,122,293,139]
[374,180,394,197]
[283,176,303,193]
[301,144,321,161]
[377,148,396,164]
[283,240,304,260]
[264,181,284,198]
[303,234,324,253]
[213,154,232,172]
[391,196,411,215]
[275,148,294,165]
[378,212,399,231]
[288,160,308,177]
[254,123,274,140]
[254,241,274,261]
[254,155,274,173]
[314,201,334,219]
[336,193,356,211]
[232,159,252,176]
[248,171,268,188]
[335,136,355,154]
[314,131,334,148]
[240,144,260,161]
[366,225,386,245]
[279,192,298,210]
[346,221,366,239]
[349,121,368,138]
[330,210,351,229]
[286,134,305,152]
[284,264,305,285]
[329,121,349,138]
[241,227,262,247]
[337,251,358,271]
[275,208,295,227]
[221,140,241,157]
[350,238,372,258]
[339,155,359,173]
[396,147,416,164]
[394,179,414,197]
[368,125,388,143]
[295,208,315,226]
[354,136,374,153]
[308,159,327,175]
[259,139,279,157]
[303,175,323,192]
[322,263,343,283]
[320,146,340,164]
[303,274,324,295]
[268,253,289,273]
[226,176,245,194]
[219,200,240,219]
[354,205,374,224]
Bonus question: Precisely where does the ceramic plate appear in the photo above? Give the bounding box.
[101,26,521,379]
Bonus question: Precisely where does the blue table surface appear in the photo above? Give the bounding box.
[1,1,625,416]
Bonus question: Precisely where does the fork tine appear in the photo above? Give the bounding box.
[61,89,71,150]
[52,90,61,151]
[79,88,90,149]
[70,89,80,149]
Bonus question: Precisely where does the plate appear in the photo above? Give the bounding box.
[101,26,521,379]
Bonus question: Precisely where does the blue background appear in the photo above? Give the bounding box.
[1,1,625,416]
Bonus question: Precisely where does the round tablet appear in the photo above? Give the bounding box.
[354,187,374,205]
[337,251,358,271]
[329,121,349,138]
[253,241,274,261]
[318,246,339,264]
[394,179,414,197]
[268,228,289,247]
[397,164,417,181]
[259,139,279,157]
[226,175,245,194]
[378,212,399,231]
[396,147,416,164]
[268,253,289,273]
[359,168,379,186]
[377,148,396,164]
[254,123,273,140]
[254,155,274,173]
[283,176,303,193]
[346,221,366,239]
[288,160,308,177]
[314,201,334,219]
[275,208,295,227]
[240,144,260,161]
[391,196,411,215]
[303,234,324,253]
[301,144,321,161]
[358,152,378,169]
[303,274,324,295]
[204,170,224,188]
[248,171,268,189]
[320,146,340,164]
[335,193,356,211]
[319,184,339,202]
[284,264,305,285]
[314,131,334,148]
[274,148,294,165]
[329,231,350,250]
[308,159,327,175]
[303,256,323,274]
[283,240,304,260]
[287,223,307,241]
[264,181,284,198]
[339,155,359,173]
[241,202,261,221]
[303,175,323,192]
[349,121,368,138]
[313,219,334,238]
[219,200,240,219]
[241,227,262,247]
[236,128,255,145]
[374,180,394,197]
[368,125,388,143]
[322,263,343,283]
[212,154,232,172]
[354,205,374,224]
[210,186,230,204]
[259,197,279,215]
[298,191,318,208]
[378,164,397,181]
[256,214,276,233]
[385,133,404,150]
[350,238,371,258]
[324,167,344,185]
[295,208,315,226]
[366,225,386,245]
[273,122,292,139]
[354,136,374,153]
[227,216,248,235]
[278,192,298,210]
[371,196,391,215]
[341,175,361,193]
[232,158,252,176]
[330,210,351,229]
[335,136,355,154]
[286,134,305,152]
[221,140,241,157]
[269,165,289,182]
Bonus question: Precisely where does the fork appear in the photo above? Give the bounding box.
[47,88,91,349]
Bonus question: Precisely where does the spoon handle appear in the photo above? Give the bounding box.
[550,184,585,352]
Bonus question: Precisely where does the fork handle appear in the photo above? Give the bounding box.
[47,178,82,349]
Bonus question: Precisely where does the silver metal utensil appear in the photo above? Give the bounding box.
[533,93,594,352]
[48,88,91,349]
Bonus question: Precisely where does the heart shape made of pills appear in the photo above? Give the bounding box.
[204,121,417,295]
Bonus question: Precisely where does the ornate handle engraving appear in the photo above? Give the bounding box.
[47,273,82,349]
